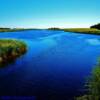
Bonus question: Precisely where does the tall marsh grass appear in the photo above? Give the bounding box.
[76,59,100,100]
[0,39,27,67]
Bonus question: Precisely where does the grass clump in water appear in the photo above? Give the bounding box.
[0,39,27,67]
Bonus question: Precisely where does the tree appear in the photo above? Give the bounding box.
[90,23,100,30]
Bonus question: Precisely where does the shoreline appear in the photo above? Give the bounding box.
[1,28,100,35]
[48,28,100,35]
[0,28,42,32]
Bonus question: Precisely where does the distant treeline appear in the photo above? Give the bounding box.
[0,23,100,33]
[90,23,100,30]
[0,28,25,32]
[48,27,63,31]
[47,23,100,30]
[47,23,100,35]
[0,28,10,29]
[0,28,41,32]
[0,28,11,32]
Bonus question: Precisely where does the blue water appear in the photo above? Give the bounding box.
[0,30,100,100]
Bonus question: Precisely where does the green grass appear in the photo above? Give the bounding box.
[47,28,100,35]
[0,39,27,67]
[64,28,100,35]
[76,59,100,100]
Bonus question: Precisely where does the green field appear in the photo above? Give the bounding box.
[64,28,100,35]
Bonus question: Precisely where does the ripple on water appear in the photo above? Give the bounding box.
[86,38,100,45]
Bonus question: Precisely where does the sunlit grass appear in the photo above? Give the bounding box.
[64,28,100,35]
[0,39,27,67]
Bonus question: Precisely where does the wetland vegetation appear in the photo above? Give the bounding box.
[0,39,27,67]
[77,59,100,100]
[64,28,100,35]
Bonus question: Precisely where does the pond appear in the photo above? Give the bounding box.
[0,30,100,100]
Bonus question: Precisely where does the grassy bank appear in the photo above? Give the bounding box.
[64,28,100,35]
[47,28,100,35]
[1,27,100,35]
[76,59,100,100]
[0,28,26,32]
[0,39,27,67]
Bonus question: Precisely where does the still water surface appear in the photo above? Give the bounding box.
[0,30,100,100]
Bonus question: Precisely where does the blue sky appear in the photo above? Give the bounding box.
[0,0,99,28]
